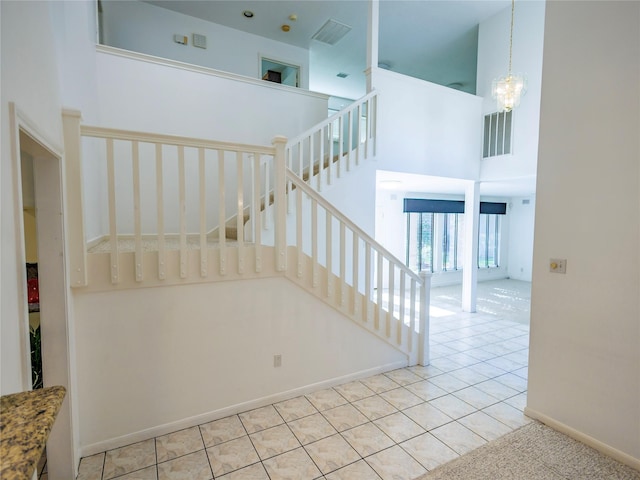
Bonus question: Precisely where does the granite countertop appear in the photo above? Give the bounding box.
[0,386,66,480]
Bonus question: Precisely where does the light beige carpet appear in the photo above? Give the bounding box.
[416,421,640,480]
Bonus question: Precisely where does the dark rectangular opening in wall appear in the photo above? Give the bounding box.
[262,70,282,84]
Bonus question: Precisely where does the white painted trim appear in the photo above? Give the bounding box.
[96,45,329,101]
[9,103,67,390]
[10,103,65,157]
[258,53,303,89]
[80,359,407,457]
[8,103,34,392]
[524,407,640,471]
[9,103,79,479]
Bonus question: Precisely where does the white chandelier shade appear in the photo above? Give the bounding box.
[492,73,527,112]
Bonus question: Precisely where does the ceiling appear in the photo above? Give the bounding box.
[144,0,510,100]
[377,170,537,198]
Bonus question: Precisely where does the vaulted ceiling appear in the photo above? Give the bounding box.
[144,0,510,100]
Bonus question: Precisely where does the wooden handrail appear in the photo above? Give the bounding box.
[285,168,422,284]
[81,125,276,155]
[286,90,377,146]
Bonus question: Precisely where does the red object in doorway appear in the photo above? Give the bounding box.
[27,277,39,304]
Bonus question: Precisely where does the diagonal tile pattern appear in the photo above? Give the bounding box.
[76,280,533,480]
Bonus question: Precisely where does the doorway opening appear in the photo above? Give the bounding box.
[260,57,300,87]
[21,144,43,390]
[12,106,77,479]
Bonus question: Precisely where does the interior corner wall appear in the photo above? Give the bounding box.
[72,277,406,450]
[100,0,310,90]
[476,1,545,182]
[528,1,640,463]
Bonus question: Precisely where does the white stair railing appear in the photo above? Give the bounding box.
[65,109,283,285]
[283,167,429,364]
[285,91,377,193]
[64,94,430,364]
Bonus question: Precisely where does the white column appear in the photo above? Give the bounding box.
[433,213,444,273]
[366,0,379,92]
[418,271,431,366]
[462,181,480,312]
[61,110,87,287]
[273,136,288,272]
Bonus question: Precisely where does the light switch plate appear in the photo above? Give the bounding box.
[173,34,188,45]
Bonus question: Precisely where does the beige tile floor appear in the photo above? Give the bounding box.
[76,280,531,480]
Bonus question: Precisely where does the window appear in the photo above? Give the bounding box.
[404,198,505,274]
[483,111,513,158]
[406,212,465,274]
[406,212,434,273]
[442,213,464,271]
[478,214,500,268]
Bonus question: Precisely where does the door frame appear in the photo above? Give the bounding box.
[9,102,78,479]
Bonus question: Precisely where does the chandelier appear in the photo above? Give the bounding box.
[492,0,527,112]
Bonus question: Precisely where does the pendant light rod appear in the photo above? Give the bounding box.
[508,0,515,74]
[491,0,526,112]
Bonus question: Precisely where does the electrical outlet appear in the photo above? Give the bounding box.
[273,354,282,367]
[549,258,567,274]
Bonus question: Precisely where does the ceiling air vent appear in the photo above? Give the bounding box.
[336,72,349,78]
[312,19,352,45]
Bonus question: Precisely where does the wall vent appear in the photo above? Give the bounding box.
[192,33,207,49]
[522,199,530,205]
[483,110,513,158]
[312,19,352,45]
[336,72,349,78]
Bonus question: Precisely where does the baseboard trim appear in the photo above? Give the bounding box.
[80,360,407,457]
[524,407,640,471]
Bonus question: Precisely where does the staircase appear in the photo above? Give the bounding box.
[62,91,431,365]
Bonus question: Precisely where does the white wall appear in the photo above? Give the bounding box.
[506,196,535,281]
[87,48,328,240]
[476,1,545,182]
[50,1,104,244]
[100,0,310,89]
[371,68,483,180]
[73,277,406,451]
[528,1,639,465]
[1,0,64,395]
[95,49,326,144]
[0,2,101,478]
[321,161,377,237]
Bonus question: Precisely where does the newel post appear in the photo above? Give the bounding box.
[273,135,288,272]
[418,271,431,366]
[62,110,87,287]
